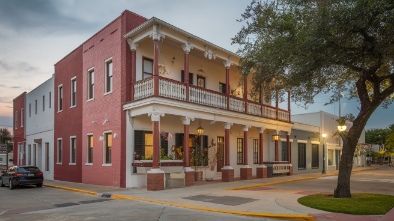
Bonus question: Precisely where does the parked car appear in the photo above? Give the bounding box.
[0,166,44,189]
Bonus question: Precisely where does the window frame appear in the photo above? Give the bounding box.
[104,58,113,94]
[58,84,63,112]
[142,57,153,80]
[237,138,243,165]
[57,138,63,164]
[219,82,226,94]
[45,142,49,171]
[253,139,259,164]
[87,68,94,100]
[311,144,319,169]
[298,143,306,169]
[86,134,93,164]
[70,77,77,107]
[69,136,77,165]
[281,141,288,161]
[42,95,45,112]
[197,75,206,88]
[103,131,112,165]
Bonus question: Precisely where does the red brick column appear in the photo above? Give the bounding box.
[275,139,279,161]
[224,59,231,110]
[256,166,267,178]
[147,170,165,191]
[222,122,234,182]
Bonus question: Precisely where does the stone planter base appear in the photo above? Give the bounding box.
[288,165,293,176]
[256,167,267,178]
[195,171,203,181]
[221,168,234,182]
[240,167,252,180]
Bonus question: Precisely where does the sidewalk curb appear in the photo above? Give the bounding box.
[43,184,98,195]
[110,194,314,221]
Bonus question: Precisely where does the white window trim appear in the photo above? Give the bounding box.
[58,84,63,113]
[20,108,24,127]
[70,76,77,108]
[297,140,308,144]
[69,136,77,165]
[102,130,112,165]
[87,67,94,101]
[86,133,93,164]
[104,57,113,95]
[57,138,63,164]
[15,111,18,129]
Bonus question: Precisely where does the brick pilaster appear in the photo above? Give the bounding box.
[147,172,164,191]
[240,167,253,180]
[184,171,195,186]
[222,168,234,182]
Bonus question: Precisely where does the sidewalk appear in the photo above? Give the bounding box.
[44,166,393,221]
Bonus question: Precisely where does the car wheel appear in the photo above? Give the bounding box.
[0,179,4,187]
[9,179,14,190]
[36,183,43,188]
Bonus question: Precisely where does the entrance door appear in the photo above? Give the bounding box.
[37,143,43,171]
[217,136,224,172]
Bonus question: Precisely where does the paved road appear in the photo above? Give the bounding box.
[0,185,275,221]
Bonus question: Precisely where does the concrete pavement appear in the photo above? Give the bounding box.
[43,165,394,221]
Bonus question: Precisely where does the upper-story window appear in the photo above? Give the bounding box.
[143,57,153,79]
[29,103,31,117]
[20,108,24,127]
[219,82,226,94]
[49,92,52,109]
[71,77,77,107]
[105,59,113,94]
[35,99,37,115]
[88,69,94,100]
[197,75,206,88]
[58,85,63,112]
[181,70,193,84]
[42,95,45,112]
[15,111,18,129]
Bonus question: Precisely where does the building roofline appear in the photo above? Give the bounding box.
[13,92,27,102]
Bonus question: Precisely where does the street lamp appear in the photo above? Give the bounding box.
[195,120,204,181]
[322,133,327,174]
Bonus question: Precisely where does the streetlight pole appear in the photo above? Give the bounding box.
[322,133,327,174]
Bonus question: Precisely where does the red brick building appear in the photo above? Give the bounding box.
[12,92,26,166]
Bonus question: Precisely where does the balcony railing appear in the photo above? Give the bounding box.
[133,76,290,122]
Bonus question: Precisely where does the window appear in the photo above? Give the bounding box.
[312,144,319,168]
[143,57,153,79]
[43,95,45,111]
[20,108,23,127]
[49,92,51,108]
[197,75,206,88]
[281,142,288,161]
[237,138,243,164]
[104,132,112,164]
[298,143,306,169]
[70,137,76,164]
[87,134,93,163]
[105,59,113,93]
[219,82,226,93]
[71,77,77,107]
[33,144,36,166]
[35,99,37,115]
[88,69,94,100]
[181,70,194,84]
[57,139,62,164]
[58,85,63,112]
[29,103,31,117]
[14,111,18,128]
[253,139,259,164]
[28,144,31,165]
[328,149,334,166]
[45,143,49,171]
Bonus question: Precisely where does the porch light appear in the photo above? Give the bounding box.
[338,125,347,132]
[272,132,280,141]
[196,120,204,135]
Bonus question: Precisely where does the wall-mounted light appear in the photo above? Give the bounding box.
[272,132,280,141]
[113,133,118,139]
[102,118,109,125]
[99,136,104,141]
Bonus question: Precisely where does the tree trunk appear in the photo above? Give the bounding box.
[334,137,355,198]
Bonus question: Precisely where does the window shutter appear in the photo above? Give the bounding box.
[161,133,168,155]
[202,135,208,148]
[175,133,184,147]
[181,70,193,85]
[134,130,144,157]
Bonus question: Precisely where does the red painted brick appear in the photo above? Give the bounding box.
[221,168,234,182]
[13,92,26,165]
[256,167,267,178]
[240,167,252,180]
[184,171,195,186]
[147,173,164,191]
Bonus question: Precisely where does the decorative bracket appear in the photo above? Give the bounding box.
[150,25,165,41]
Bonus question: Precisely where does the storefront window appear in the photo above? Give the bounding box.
[328,149,334,166]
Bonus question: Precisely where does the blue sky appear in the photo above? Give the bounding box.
[0,0,393,131]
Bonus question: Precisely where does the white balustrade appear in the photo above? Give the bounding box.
[262,106,276,119]
[159,78,186,100]
[247,102,262,116]
[278,110,290,122]
[229,97,245,112]
[134,78,153,100]
[189,86,227,108]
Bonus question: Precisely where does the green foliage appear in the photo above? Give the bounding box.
[0,128,12,145]
[298,193,394,215]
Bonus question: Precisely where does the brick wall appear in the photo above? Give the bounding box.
[12,92,26,165]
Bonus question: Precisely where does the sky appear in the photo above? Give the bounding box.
[0,0,393,132]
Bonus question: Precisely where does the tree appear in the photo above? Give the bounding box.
[233,0,394,198]
[366,128,390,150]
[0,128,12,146]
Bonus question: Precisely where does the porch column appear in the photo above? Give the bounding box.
[275,136,279,162]
[224,58,231,110]
[183,42,192,102]
[181,116,195,186]
[147,111,165,191]
[287,131,293,176]
[127,39,138,101]
[243,76,248,113]
[222,122,234,182]
[240,126,252,180]
[151,25,164,96]
[257,127,267,178]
